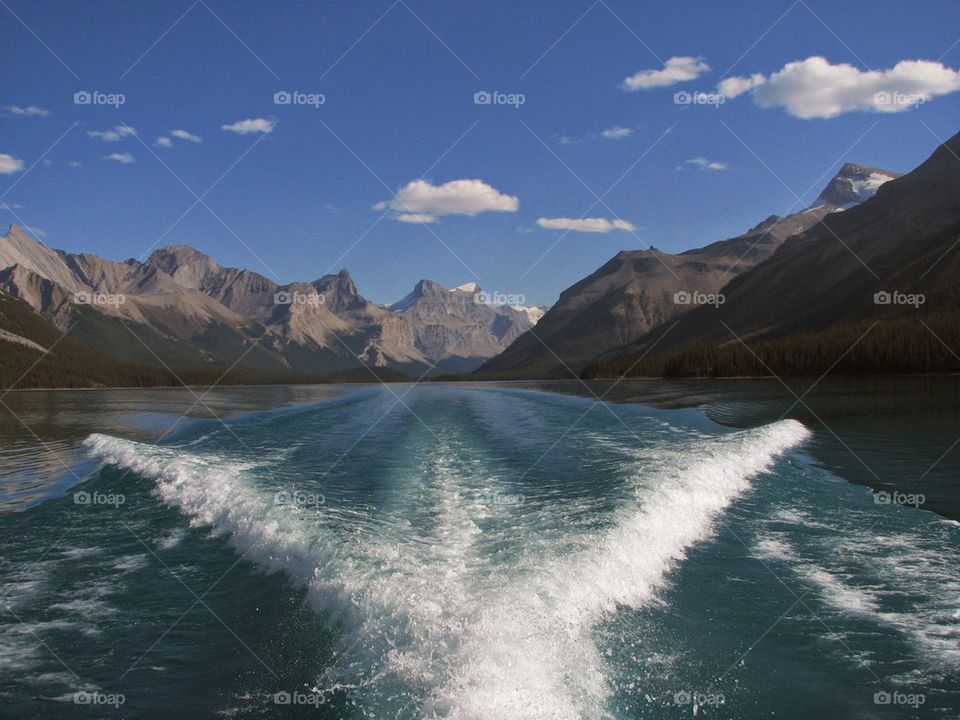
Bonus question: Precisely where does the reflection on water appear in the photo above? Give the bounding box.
[0,385,345,511]
[0,439,85,512]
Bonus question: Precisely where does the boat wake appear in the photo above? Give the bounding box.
[85,415,809,718]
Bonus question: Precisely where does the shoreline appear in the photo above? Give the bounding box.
[6,371,960,392]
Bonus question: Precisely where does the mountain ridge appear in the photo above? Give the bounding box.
[472,161,900,379]
[0,229,542,381]
[583,130,960,378]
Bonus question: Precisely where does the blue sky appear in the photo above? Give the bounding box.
[2,0,959,306]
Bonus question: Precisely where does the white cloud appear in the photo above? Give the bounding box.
[87,125,137,142]
[556,126,635,144]
[24,226,46,238]
[104,152,135,164]
[5,105,50,117]
[221,118,275,134]
[375,178,518,223]
[685,156,728,171]
[0,201,23,210]
[717,73,767,99]
[68,161,82,168]
[0,153,25,174]
[170,129,201,143]
[721,57,960,118]
[536,217,636,233]
[623,56,710,91]
[394,213,438,224]
[601,126,634,140]
[154,137,173,148]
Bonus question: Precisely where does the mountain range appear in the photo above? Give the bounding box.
[2,130,957,389]
[0,231,543,386]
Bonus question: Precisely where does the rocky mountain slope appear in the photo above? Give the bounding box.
[584,131,960,378]
[389,280,545,374]
[0,229,434,379]
[144,244,428,371]
[473,163,900,379]
[0,290,180,389]
[0,229,546,383]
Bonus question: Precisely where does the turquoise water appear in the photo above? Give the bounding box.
[0,384,957,718]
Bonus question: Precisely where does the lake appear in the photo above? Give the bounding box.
[0,379,956,718]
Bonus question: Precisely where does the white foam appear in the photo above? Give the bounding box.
[111,554,148,573]
[84,419,810,719]
[59,547,101,560]
[431,419,810,719]
[156,528,187,550]
[755,530,960,674]
[0,619,84,674]
[0,630,42,672]
[754,535,797,562]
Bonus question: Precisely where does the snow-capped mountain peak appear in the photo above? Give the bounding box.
[813,163,901,210]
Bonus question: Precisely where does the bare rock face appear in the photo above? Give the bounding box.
[0,265,74,328]
[475,162,899,379]
[0,225,86,294]
[145,248,427,370]
[389,279,544,374]
[0,231,249,333]
[0,228,431,376]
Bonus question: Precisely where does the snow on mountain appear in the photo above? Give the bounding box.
[512,304,547,324]
[813,163,901,210]
[477,160,900,378]
[389,279,540,373]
